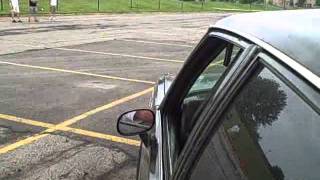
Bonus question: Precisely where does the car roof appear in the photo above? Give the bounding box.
[212,10,320,79]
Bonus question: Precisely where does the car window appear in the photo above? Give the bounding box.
[189,64,320,180]
[180,44,242,144]
[183,49,225,103]
[186,45,241,98]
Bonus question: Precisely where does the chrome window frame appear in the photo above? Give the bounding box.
[211,26,320,90]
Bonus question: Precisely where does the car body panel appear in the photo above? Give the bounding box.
[138,75,174,180]
[135,10,320,180]
[213,9,320,77]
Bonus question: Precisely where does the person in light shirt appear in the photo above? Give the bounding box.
[49,0,57,21]
[9,0,22,23]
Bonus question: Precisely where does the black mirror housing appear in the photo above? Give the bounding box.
[117,109,155,136]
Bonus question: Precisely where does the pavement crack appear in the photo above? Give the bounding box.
[0,125,34,134]
[58,168,73,179]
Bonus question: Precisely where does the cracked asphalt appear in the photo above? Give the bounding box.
[0,13,230,180]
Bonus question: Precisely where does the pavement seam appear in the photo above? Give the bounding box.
[0,87,153,154]
[0,40,185,63]
[118,39,194,48]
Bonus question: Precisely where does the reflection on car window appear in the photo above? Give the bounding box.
[190,65,320,180]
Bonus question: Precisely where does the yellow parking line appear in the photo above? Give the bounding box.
[0,114,140,147]
[0,61,155,85]
[0,87,152,154]
[0,114,53,128]
[61,127,140,146]
[54,47,184,63]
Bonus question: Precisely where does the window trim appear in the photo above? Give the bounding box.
[208,31,249,48]
[175,52,320,180]
[161,32,252,179]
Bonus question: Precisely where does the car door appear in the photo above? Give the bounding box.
[136,31,241,180]
[174,52,320,180]
[158,31,257,179]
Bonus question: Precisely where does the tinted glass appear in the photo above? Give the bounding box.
[190,66,320,180]
[180,45,242,143]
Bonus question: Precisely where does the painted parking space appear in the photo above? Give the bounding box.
[0,38,191,151]
[0,12,228,180]
[0,15,229,180]
[0,48,143,180]
[0,37,192,155]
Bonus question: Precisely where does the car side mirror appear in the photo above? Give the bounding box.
[117,109,155,136]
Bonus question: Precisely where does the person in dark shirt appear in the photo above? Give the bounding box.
[28,0,39,22]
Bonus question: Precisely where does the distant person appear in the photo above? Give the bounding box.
[28,0,39,22]
[49,0,57,21]
[9,0,22,23]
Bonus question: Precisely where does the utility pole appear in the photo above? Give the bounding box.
[158,0,161,10]
[265,0,267,9]
[181,0,184,11]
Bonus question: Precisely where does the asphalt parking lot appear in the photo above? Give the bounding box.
[0,13,228,180]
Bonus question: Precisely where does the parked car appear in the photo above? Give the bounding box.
[117,10,320,180]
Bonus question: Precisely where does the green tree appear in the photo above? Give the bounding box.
[296,0,306,6]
